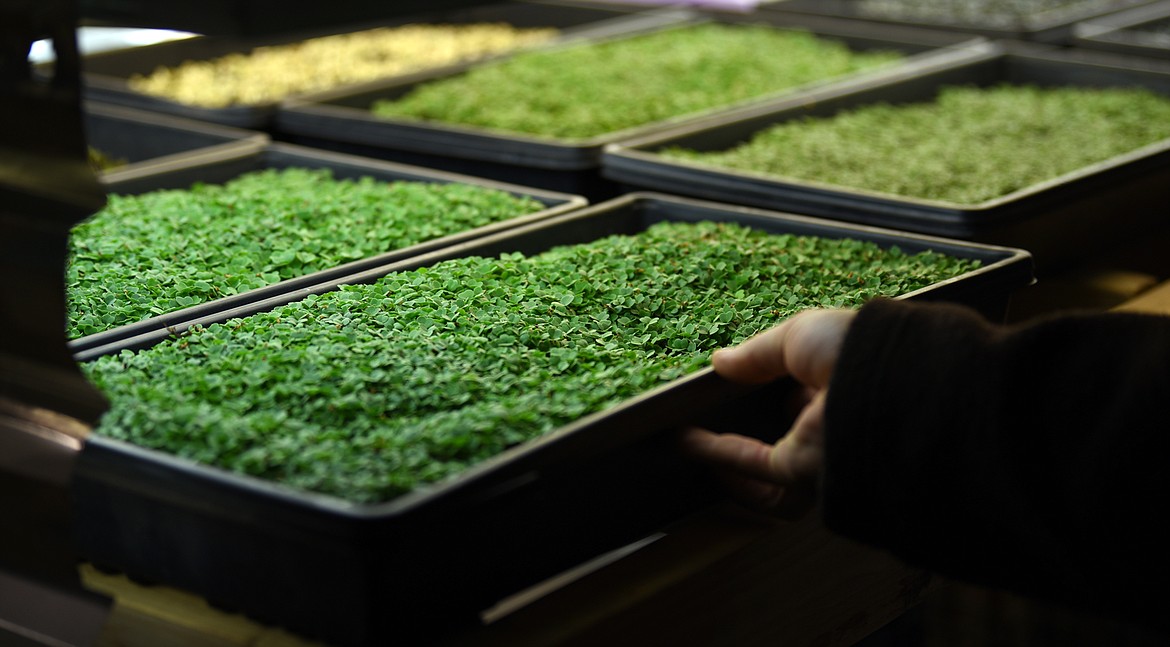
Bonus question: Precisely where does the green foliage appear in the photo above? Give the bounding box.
[66,167,545,338]
[369,23,903,140]
[84,220,980,504]
[659,84,1170,205]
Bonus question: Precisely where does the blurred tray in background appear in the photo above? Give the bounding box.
[70,1,680,129]
[86,101,268,182]
[601,41,1170,273]
[1071,0,1170,58]
[758,0,1157,43]
[274,11,986,201]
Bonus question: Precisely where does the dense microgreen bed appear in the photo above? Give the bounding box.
[369,23,903,140]
[66,168,545,338]
[84,220,980,504]
[854,0,1139,26]
[658,84,1170,205]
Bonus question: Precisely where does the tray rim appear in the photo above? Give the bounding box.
[760,0,1161,41]
[87,100,271,182]
[1072,0,1170,55]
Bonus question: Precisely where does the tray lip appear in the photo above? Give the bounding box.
[273,13,989,170]
[70,2,693,128]
[86,100,272,181]
[1072,0,1170,54]
[763,0,1161,40]
[75,190,1034,524]
[600,40,1170,231]
[67,141,588,354]
[82,74,276,128]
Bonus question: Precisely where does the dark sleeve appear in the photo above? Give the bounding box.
[821,297,1170,629]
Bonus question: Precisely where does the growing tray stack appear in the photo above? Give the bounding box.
[73,0,681,129]
[61,8,1095,647]
[273,11,985,200]
[71,192,1033,646]
[602,40,1170,272]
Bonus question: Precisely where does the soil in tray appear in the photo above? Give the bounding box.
[850,0,1143,27]
[82,220,979,504]
[368,23,904,140]
[658,83,1170,205]
[126,23,558,108]
[66,167,547,338]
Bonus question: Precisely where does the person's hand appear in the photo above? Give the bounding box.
[680,308,856,518]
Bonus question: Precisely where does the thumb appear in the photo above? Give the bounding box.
[713,308,856,388]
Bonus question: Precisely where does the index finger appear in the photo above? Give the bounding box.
[710,319,798,385]
[712,308,854,388]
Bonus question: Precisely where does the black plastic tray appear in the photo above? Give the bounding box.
[602,41,1170,273]
[1071,0,1170,58]
[70,192,1033,647]
[68,142,586,359]
[273,12,985,201]
[760,0,1157,43]
[86,101,268,181]
[72,1,679,129]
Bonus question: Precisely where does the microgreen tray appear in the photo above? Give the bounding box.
[70,192,1033,646]
[72,1,680,129]
[67,142,585,358]
[272,12,984,201]
[1071,0,1170,58]
[86,101,268,181]
[602,41,1170,273]
[762,0,1156,43]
